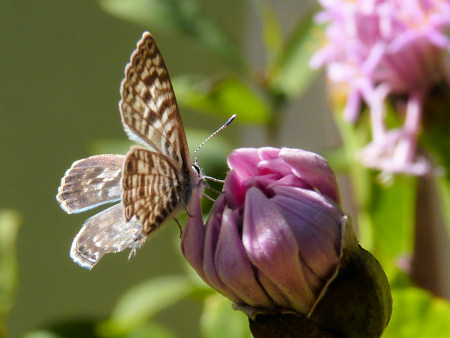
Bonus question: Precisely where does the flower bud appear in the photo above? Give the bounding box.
[181,148,392,336]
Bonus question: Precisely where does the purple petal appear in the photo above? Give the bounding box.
[181,190,207,280]
[227,148,262,179]
[257,157,292,177]
[272,186,341,282]
[267,174,311,191]
[223,170,246,208]
[215,207,273,308]
[258,147,282,160]
[280,148,340,204]
[254,270,292,310]
[242,187,316,314]
[341,85,361,122]
[228,148,283,180]
[202,195,242,302]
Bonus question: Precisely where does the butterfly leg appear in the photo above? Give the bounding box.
[202,180,222,198]
[206,186,222,194]
[202,193,216,202]
[204,175,225,183]
[182,203,194,217]
[128,231,144,259]
[173,217,183,237]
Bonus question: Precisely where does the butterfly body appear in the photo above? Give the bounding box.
[57,32,203,269]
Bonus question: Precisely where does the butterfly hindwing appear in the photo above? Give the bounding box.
[70,203,143,269]
[122,146,190,235]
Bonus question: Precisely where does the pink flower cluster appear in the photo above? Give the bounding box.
[311,0,450,175]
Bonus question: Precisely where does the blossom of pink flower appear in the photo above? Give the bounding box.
[311,0,450,175]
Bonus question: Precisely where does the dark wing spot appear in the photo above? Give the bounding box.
[164,141,171,156]
[126,159,135,172]
[128,68,138,82]
[148,112,158,124]
[143,90,151,102]
[144,73,156,87]
[171,189,179,208]
[159,161,167,175]
[134,55,142,68]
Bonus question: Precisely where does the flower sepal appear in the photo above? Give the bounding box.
[243,216,392,338]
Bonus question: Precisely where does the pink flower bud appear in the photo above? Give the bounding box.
[182,147,344,314]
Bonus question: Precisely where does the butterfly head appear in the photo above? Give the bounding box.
[192,157,204,184]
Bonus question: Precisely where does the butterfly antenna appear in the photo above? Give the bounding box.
[192,114,236,159]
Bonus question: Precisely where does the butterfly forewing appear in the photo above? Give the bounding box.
[57,155,125,213]
[120,32,190,169]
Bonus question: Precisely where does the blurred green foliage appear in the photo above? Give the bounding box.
[266,4,321,100]
[100,275,208,335]
[201,295,251,338]
[98,0,243,69]
[383,288,450,338]
[0,211,20,337]
[173,76,272,125]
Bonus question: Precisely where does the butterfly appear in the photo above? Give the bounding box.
[57,32,205,269]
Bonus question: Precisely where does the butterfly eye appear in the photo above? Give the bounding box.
[193,162,202,177]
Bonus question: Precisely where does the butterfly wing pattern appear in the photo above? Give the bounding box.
[57,155,125,214]
[57,32,203,269]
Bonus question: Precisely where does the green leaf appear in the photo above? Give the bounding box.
[201,295,251,338]
[383,287,450,338]
[252,0,282,61]
[173,75,272,125]
[268,5,321,99]
[365,101,417,258]
[436,174,450,236]
[369,175,417,259]
[323,146,350,173]
[99,275,197,335]
[0,210,20,337]
[97,0,242,67]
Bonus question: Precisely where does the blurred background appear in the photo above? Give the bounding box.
[1,0,449,337]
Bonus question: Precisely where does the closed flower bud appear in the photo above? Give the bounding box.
[181,148,392,337]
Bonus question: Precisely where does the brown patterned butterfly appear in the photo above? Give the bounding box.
[57,32,206,269]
